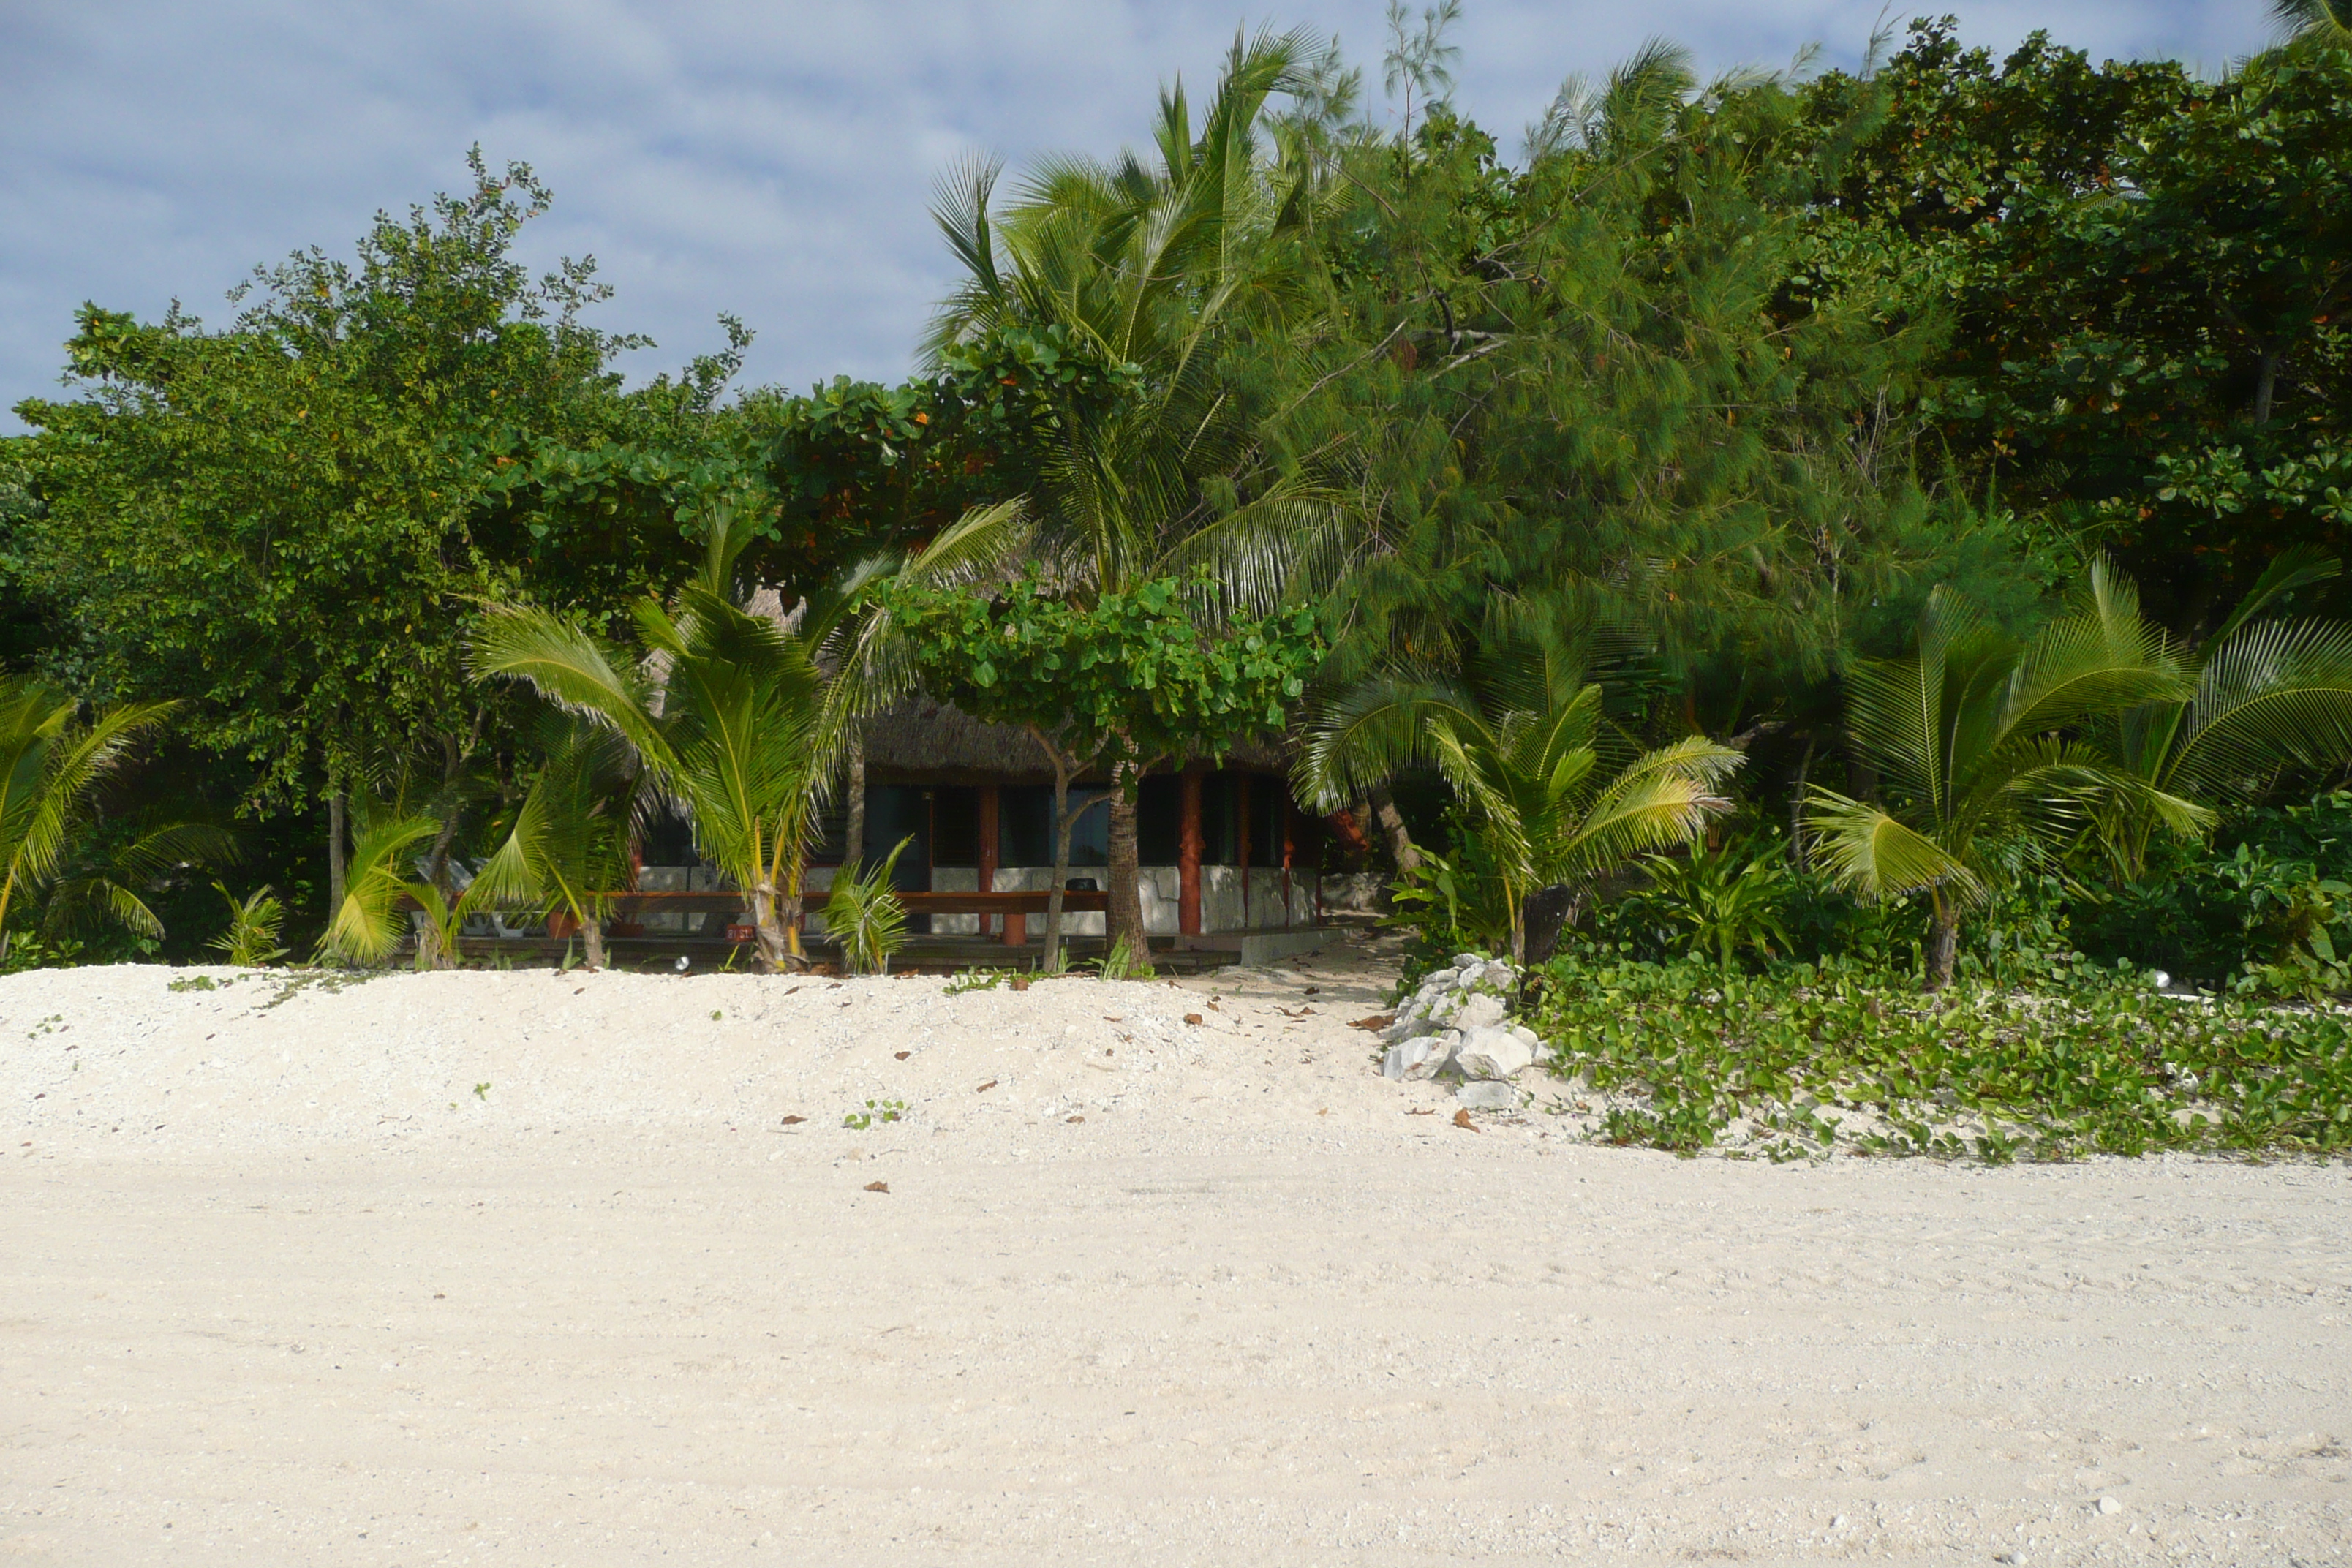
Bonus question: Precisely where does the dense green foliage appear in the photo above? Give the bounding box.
[889,576,1323,772]
[3,8,2349,1094]
[1530,954,2352,1161]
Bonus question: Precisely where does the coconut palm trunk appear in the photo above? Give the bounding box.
[1924,893,1961,991]
[750,881,792,972]
[328,789,348,918]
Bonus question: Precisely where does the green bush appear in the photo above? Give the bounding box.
[1529,952,2352,1161]
[2069,793,2352,993]
[823,837,913,976]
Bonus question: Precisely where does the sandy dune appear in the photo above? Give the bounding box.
[4,944,2348,1565]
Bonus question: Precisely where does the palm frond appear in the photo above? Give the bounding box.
[2171,616,2352,796]
[320,813,438,966]
[1803,788,1982,905]
[1552,737,1741,884]
[1294,671,1480,810]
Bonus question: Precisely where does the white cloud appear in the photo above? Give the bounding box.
[0,0,2274,431]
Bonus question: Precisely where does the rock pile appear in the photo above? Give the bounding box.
[1379,954,1544,1102]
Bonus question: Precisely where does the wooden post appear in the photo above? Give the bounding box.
[980,785,1014,946]
[1178,767,1204,938]
[1281,796,1295,930]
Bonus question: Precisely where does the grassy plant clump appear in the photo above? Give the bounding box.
[1530,954,2352,1162]
[1093,935,1153,982]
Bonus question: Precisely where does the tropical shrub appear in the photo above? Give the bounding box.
[1805,576,2200,989]
[823,835,912,976]
[1618,834,1795,970]
[317,810,437,967]
[0,676,227,966]
[208,883,288,967]
[1531,953,2352,1161]
[2070,791,2352,993]
[1302,645,1743,963]
[461,718,639,971]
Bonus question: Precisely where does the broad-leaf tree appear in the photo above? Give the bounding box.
[890,575,1323,969]
[13,151,732,919]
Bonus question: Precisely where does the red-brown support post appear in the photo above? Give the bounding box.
[1281,796,1296,930]
[1178,766,1204,938]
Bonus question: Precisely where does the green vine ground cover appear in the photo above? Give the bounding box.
[1529,957,2352,1163]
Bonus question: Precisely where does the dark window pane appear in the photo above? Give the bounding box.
[864,786,931,889]
[639,804,700,866]
[999,784,1111,867]
[1067,795,1110,866]
[1250,774,1284,866]
[1201,772,1237,865]
[932,785,981,867]
[1000,786,1052,867]
[1138,774,1181,864]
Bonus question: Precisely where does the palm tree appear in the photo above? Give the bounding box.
[926,28,1356,949]
[472,505,843,971]
[0,676,216,964]
[2273,0,2352,49]
[1298,642,1744,963]
[461,717,640,970]
[317,807,438,966]
[1804,583,2204,989]
[474,499,1026,973]
[2082,551,2352,881]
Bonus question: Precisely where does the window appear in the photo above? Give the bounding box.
[1201,773,1237,865]
[862,786,931,888]
[638,804,700,867]
[1250,773,1286,866]
[932,786,981,868]
[1138,774,1181,864]
[998,785,1109,867]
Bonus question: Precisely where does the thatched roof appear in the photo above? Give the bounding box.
[862,695,1290,783]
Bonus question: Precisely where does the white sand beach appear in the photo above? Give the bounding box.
[4,941,2347,1565]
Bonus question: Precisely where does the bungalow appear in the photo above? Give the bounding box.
[635,693,1354,956]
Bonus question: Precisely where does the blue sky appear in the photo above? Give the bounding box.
[0,1,2277,431]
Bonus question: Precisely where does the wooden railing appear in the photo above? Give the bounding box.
[445,886,1112,947]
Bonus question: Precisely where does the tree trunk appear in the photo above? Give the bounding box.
[1923,897,1960,991]
[1520,884,1577,968]
[1787,736,1814,872]
[581,916,605,973]
[843,727,867,875]
[1047,753,1074,975]
[1368,783,1420,873]
[328,790,349,919]
[783,854,807,968]
[1107,758,1145,957]
[425,729,465,897]
[750,882,791,974]
[2255,347,2281,428]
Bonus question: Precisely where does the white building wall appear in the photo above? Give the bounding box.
[992,864,1306,935]
[644,860,1316,943]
